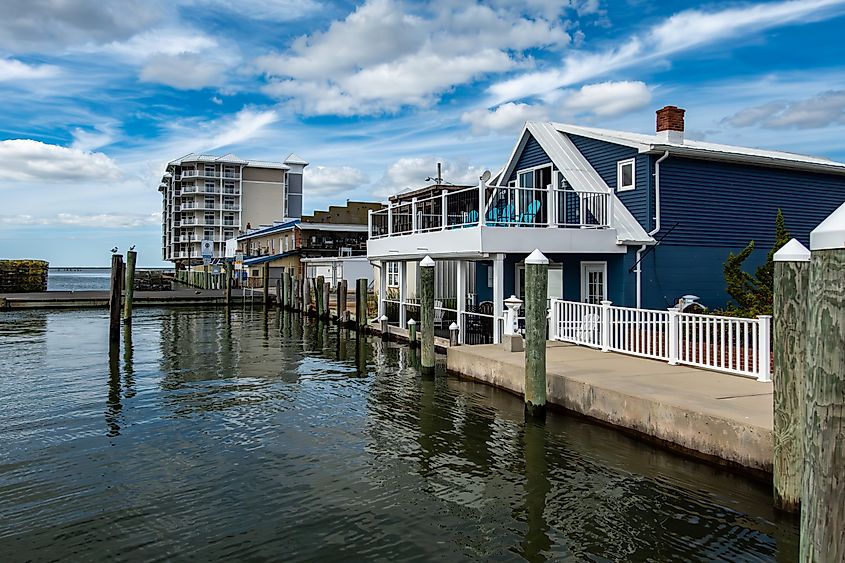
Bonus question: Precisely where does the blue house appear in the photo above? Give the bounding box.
[366,106,845,342]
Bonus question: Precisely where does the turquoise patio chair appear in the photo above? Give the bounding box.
[518,200,541,225]
[464,209,479,227]
[486,203,515,226]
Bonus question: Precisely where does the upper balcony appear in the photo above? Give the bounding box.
[177,170,241,180]
[367,184,623,260]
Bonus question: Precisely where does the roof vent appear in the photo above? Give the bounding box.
[656,105,685,144]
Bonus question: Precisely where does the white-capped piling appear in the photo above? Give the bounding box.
[524,249,548,417]
[420,256,435,374]
[773,238,810,513]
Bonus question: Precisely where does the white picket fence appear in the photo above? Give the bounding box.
[549,299,772,381]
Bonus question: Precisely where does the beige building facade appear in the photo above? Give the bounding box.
[158,152,307,265]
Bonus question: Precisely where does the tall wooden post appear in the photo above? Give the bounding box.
[225,262,232,305]
[338,279,348,323]
[123,250,136,323]
[356,278,368,330]
[275,278,282,308]
[293,276,300,311]
[316,275,325,318]
[108,254,123,346]
[204,264,210,289]
[284,270,291,310]
[322,280,331,320]
[801,204,845,561]
[773,238,811,512]
[524,249,548,417]
[262,262,270,306]
[420,255,435,375]
[304,278,312,314]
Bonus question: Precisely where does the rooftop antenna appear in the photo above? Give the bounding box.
[425,162,446,185]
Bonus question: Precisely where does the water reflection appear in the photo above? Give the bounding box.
[0,307,799,562]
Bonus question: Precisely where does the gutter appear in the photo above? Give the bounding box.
[636,151,669,309]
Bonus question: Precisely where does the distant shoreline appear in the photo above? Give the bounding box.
[49,267,173,271]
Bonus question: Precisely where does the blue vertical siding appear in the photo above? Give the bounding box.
[641,156,845,309]
[566,134,652,231]
[506,135,552,182]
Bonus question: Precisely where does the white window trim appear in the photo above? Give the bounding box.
[386,261,400,288]
[513,163,553,188]
[580,261,608,303]
[616,159,635,192]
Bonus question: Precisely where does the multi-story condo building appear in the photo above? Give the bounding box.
[158,152,307,264]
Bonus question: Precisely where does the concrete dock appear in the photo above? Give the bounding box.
[447,341,774,474]
[0,289,256,309]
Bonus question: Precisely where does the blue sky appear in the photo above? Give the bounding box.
[1,0,845,266]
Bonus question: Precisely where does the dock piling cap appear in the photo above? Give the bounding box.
[420,255,435,267]
[810,201,845,251]
[525,249,549,265]
[773,238,810,262]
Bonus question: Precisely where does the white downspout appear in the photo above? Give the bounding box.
[636,150,669,309]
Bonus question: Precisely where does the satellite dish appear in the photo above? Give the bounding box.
[480,170,491,182]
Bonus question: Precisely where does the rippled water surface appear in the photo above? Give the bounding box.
[0,308,797,561]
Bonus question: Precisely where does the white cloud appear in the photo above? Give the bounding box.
[306,166,369,196]
[257,0,571,115]
[561,80,652,116]
[187,0,321,22]
[86,29,218,62]
[487,0,845,105]
[0,0,166,52]
[0,58,60,81]
[0,212,160,228]
[724,90,845,129]
[140,52,228,90]
[71,125,117,152]
[0,139,121,183]
[376,157,488,197]
[461,102,549,135]
[207,109,280,150]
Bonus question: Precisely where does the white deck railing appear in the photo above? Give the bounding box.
[550,299,772,381]
[369,184,610,238]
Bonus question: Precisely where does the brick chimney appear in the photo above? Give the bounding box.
[656,105,684,144]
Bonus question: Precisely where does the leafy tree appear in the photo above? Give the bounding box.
[721,209,791,316]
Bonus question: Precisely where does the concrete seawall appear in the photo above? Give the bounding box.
[447,342,774,475]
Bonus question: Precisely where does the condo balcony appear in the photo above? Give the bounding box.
[367,184,620,260]
[177,170,241,180]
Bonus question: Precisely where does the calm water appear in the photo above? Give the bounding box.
[47,268,112,291]
[0,308,797,561]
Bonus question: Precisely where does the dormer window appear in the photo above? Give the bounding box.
[617,159,635,191]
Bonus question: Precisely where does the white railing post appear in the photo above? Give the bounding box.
[478,179,486,226]
[411,198,418,233]
[607,192,614,228]
[547,184,557,227]
[387,205,393,236]
[441,190,448,230]
[757,315,772,382]
[398,261,407,329]
[368,209,373,237]
[549,299,559,338]
[667,307,680,365]
[600,300,612,352]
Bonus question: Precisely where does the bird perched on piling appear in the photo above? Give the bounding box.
[129,245,135,251]
[110,247,118,253]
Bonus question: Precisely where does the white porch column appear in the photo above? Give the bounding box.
[456,260,467,344]
[398,261,407,328]
[492,254,504,344]
[378,260,387,318]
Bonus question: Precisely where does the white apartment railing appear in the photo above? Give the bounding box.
[369,184,610,238]
[550,299,772,381]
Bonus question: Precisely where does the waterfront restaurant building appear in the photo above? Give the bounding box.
[366,106,845,344]
[158,152,308,265]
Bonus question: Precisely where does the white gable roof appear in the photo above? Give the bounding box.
[552,122,845,175]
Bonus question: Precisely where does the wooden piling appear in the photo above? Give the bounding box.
[322,280,331,320]
[524,249,548,417]
[224,262,232,305]
[262,263,270,306]
[772,239,810,513]
[283,270,291,309]
[304,278,312,314]
[356,278,367,330]
[293,276,300,311]
[123,250,137,323]
[338,279,348,323]
[108,254,123,345]
[276,278,282,308]
[420,256,435,375]
[316,275,325,318]
[801,204,845,561]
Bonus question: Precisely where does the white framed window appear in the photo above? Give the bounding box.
[617,159,635,192]
[386,262,399,288]
[580,261,608,304]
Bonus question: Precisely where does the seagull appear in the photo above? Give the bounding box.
[129,245,136,251]
[110,247,118,253]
